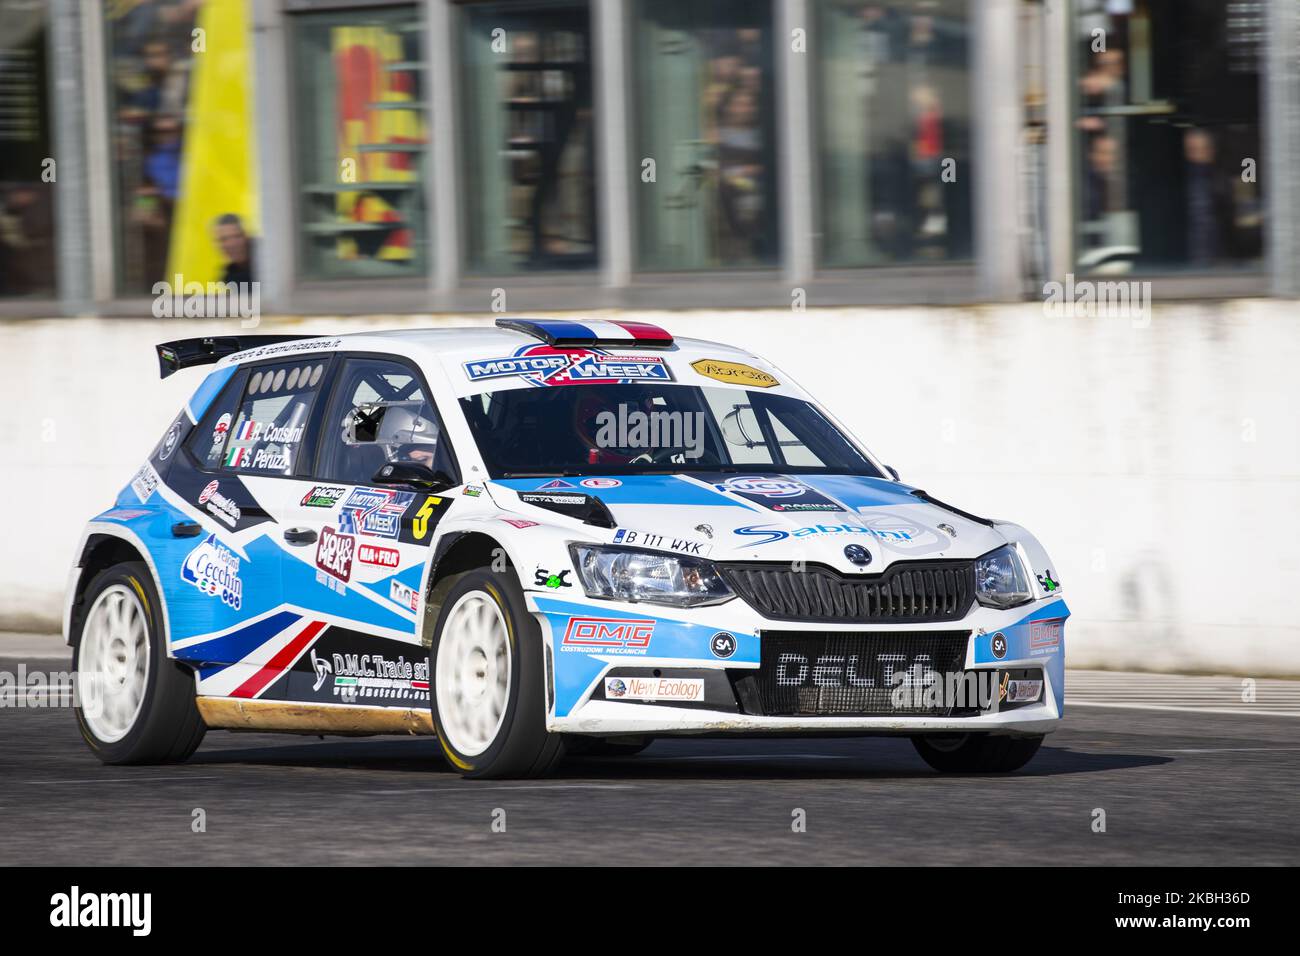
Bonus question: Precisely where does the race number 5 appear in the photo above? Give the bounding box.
[412,496,441,540]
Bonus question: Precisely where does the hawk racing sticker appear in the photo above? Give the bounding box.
[198,480,241,528]
[690,358,779,388]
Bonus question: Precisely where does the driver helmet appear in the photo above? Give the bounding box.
[376,403,439,461]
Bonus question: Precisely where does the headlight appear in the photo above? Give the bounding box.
[568,544,734,608]
[974,545,1034,609]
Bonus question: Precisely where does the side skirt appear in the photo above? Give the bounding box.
[196,696,434,736]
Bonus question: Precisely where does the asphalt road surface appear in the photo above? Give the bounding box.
[2,650,1297,866]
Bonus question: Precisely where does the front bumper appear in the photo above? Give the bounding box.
[529,593,1069,736]
[560,692,1059,737]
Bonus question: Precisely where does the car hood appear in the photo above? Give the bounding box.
[490,473,1008,573]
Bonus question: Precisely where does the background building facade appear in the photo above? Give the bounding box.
[1,0,1296,316]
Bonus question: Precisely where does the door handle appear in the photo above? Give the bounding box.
[171,521,202,538]
[283,527,318,546]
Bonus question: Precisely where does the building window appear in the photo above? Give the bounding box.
[459,1,596,275]
[0,1,56,299]
[632,0,779,271]
[291,6,427,281]
[1074,0,1266,273]
[815,0,973,268]
[105,0,259,296]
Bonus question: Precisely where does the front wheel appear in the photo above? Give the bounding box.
[911,733,1044,773]
[73,561,206,764]
[428,568,564,779]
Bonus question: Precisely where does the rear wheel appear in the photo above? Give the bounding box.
[911,732,1044,773]
[429,568,564,779]
[73,561,205,764]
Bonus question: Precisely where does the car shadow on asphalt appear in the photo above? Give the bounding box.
[187,736,1171,781]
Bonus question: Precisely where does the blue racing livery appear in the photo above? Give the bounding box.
[66,319,1068,778]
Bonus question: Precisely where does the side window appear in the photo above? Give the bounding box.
[186,368,249,469]
[316,357,455,486]
[222,361,328,476]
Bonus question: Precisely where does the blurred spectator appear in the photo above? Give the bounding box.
[1073,0,1262,271]
[1084,133,1117,226]
[109,1,203,292]
[715,85,765,262]
[1183,128,1231,266]
[213,213,254,284]
[127,39,189,117]
[0,183,55,296]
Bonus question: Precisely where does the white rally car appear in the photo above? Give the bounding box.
[65,318,1067,778]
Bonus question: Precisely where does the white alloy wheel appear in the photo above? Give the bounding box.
[435,589,512,757]
[78,583,151,743]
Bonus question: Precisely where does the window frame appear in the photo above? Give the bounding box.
[182,366,251,473]
[185,356,337,480]
[310,350,462,488]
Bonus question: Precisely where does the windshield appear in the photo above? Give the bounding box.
[459,383,882,478]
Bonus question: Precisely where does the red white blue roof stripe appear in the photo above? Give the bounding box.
[496,317,673,348]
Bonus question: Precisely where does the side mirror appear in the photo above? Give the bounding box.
[372,461,456,491]
[886,465,900,481]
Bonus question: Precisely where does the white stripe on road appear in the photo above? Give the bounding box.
[16,775,224,785]
[1160,747,1300,753]
[1069,701,1300,718]
[358,783,637,795]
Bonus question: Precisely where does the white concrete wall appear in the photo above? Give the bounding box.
[2,301,1296,675]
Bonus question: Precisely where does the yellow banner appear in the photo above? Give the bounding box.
[167,0,258,283]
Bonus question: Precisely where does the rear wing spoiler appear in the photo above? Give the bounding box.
[155,335,311,379]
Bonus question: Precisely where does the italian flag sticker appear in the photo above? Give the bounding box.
[226,446,251,468]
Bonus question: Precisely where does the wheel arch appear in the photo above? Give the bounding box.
[66,524,171,651]
[421,529,528,645]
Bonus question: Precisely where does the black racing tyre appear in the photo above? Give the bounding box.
[72,561,206,764]
[911,732,1044,773]
[428,568,565,779]
[564,737,652,758]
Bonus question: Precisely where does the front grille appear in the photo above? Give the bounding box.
[720,560,974,623]
[736,630,975,716]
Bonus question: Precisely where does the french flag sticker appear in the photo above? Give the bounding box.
[236,420,259,441]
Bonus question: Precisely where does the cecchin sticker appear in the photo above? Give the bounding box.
[180,533,242,609]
